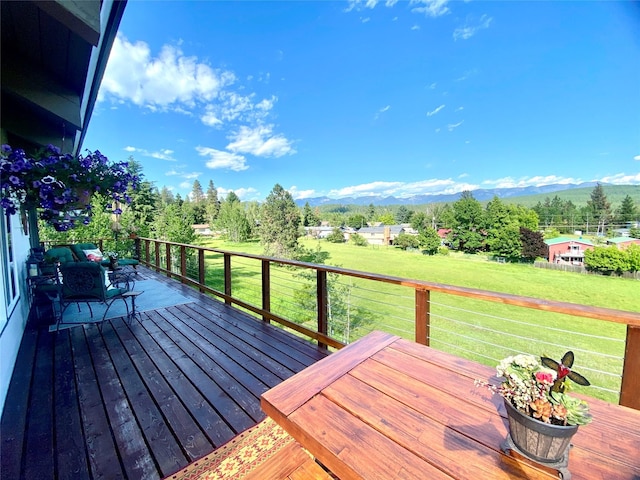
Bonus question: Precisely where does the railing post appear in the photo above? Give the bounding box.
[133,238,141,259]
[224,253,231,305]
[154,241,160,272]
[198,249,206,293]
[262,260,271,323]
[180,245,186,284]
[144,239,150,265]
[415,289,430,346]
[620,325,640,410]
[165,243,172,277]
[317,270,328,349]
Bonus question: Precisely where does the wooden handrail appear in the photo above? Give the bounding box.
[136,237,640,409]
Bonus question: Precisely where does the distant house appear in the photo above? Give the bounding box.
[357,225,405,246]
[545,237,594,266]
[606,237,640,250]
[400,224,418,235]
[192,224,212,235]
[305,226,335,239]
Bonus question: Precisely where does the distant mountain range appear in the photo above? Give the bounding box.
[295,182,603,207]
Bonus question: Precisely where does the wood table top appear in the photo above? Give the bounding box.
[261,330,640,480]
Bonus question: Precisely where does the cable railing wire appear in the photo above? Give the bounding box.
[430,299,625,344]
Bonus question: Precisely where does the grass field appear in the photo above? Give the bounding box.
[194,237,639,403]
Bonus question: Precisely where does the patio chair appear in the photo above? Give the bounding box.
[41,246,76,276]
[70,242,139,271]
[56,262,129,329]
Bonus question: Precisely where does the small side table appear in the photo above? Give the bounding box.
[122,291,143,324]
[109,267,136,290]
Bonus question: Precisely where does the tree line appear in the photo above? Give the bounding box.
[39,163,638,271]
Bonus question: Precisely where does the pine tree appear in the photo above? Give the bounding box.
[260,184,301,259]
[205,180,220,224]
[587,183,611,235]
[616,195,637,224]
[191,180,205,203]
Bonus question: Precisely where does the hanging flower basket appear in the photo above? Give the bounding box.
[0,144,140,231]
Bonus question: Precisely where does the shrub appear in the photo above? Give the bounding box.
[350,233,368,247]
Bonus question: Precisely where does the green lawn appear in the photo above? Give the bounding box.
[195,237,639,403]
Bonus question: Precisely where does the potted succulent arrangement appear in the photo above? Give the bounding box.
[105,251,119,271]
[477,351,591,471]
[0,144,140,231]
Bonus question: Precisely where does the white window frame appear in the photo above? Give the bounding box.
[1,211,20,332]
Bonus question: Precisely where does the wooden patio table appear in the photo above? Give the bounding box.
[261,330,640,480]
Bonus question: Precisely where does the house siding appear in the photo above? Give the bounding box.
[0,212,31,415]
[545,238,594,266]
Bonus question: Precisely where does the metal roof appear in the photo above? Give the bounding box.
[544,237,594,246]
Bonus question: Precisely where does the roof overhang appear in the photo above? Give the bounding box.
[1,0,126,155]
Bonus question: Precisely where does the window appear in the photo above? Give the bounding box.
[1,211,19,330]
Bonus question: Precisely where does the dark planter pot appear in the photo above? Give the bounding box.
[504,399,578,463]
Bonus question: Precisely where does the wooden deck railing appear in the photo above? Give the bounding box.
[134,238,640,410]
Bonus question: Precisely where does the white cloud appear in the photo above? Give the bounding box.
[196,146,248,171]
[165,169,179,176]
[447,120,464,131]
[599,172,640,184]
[122,146,175,161]
[328,181,404,198]
[485,175,579,189]
[454,69,478,82]
[179,181,193,189]
[453,14,493,41]
[218,187,259,201]
[455,106,464,111]
[361,17,371,23]
[374,105,391,119]
[427,82,437,89]
[182,172,201,180]
[99,34,234,110]
[479,173,640,189]
[297,172,640,202]
[347,0,448,17]
[201,93,276,128]
[411,25,421,30]
[427,104,445,116]
[634,155,640,161]
[324,178,479,199]
[226,125,295,157]
[288,186,318,200]
[410,0,450,18]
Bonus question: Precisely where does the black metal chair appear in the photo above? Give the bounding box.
[55,262,130,330]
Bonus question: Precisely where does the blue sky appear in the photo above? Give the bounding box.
[84,0,640,202]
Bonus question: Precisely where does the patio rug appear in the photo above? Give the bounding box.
[164,417,294,480]
[49,279,193,332]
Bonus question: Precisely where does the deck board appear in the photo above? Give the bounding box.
[1,267,330,479]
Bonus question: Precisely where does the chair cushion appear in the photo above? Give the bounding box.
[44,247,75,265]
[71,243,100,262]
[59,261,106,300]
[106,287,128,298]
[114,258,139,266]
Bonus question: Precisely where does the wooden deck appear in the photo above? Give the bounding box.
[1,267,330,480]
